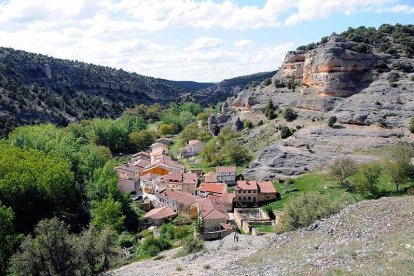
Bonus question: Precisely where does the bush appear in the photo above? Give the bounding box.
[118,232,136,248]
[328,116,337,127]
[140,236,171,256]
[387,72,400,83]
[275,193,340,233]
[263,100,277,120]
[279,125,292,139]
[243,120,253,129]
[274,79,285,88]
[283,108,298,122]
[409,118,414,133]
[158,123,178,136]
[378,117,387,127]
[264,78,272,86]
[183,238,204,254]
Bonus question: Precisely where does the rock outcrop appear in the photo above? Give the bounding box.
[276,35,377,97]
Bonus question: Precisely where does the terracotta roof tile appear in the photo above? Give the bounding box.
[236,180,258,190]
[204,172,218,183]
[198,198,228,220]
[144,206,176,220]
[257,181,276,193]
[161,189,201,206]
[196,183,226,195]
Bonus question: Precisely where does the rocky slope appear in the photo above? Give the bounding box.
[110,196,414,276]
[210,24,414,180]
[0,46,274,137]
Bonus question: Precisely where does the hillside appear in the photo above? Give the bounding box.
[110,196,414,276]
[208,24,414,180]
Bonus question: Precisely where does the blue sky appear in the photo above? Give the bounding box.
[0,0,413,82]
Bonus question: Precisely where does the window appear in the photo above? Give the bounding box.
[243,197,246,200]
[248,190,251,193]
[248,197,251,200]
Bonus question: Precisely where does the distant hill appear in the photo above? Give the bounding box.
[191,71,277,104]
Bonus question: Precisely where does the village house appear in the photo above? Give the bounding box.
[117,179,139,194]
[234,180,277,205]
[131,151,151,164]
[196,182,227,198]
[207,192,235,212]
[114,164,141,180]
[216,165,237,185]
[178,139,205,158]
[203,172,218,183]
[144,206,177,226]
[140,156,185,177]
[197,197,229,232]
[158,171,198,194]
[155,137,173,146]
[139,173,163,194]
[153,189,201,218]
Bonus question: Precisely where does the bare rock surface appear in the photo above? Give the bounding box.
[109,196,414,276]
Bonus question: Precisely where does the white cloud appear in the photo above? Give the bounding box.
[0,0,413,81]
[235,39,252,48]
[185,37,225,51]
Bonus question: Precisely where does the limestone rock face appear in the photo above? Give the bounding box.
[276,36,377,97]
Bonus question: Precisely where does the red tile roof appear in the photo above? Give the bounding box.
[132,151,150,159]
[115,164,141,174]
[197,183,226,195]
[140,173,159,181]
[159,172,197,184]
[144,206,176,220]
[132,159,151,168]
[236,180,258,190]
[257,181,276,193]
[208,193,235,205]
[216,165,236,174]
[198,198,228,220]
[204,172,218,183]
[160,189,201,206]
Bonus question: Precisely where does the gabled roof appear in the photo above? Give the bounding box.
[151,142,168,149]
[132,159,151,168]
[132,151,150,159]
[160,189,201,206]
[257,181,276,194]
[197,183,226,195]
[152,147,167,156]
[144,206,176,220]
[198,198,228,220]
[204,172,218,183]
[236,180,258,191]
[156,138,173,146]
[115,164,141,174]
[216,165,236,174]
[207,193,235,205]
[140,173,159,181]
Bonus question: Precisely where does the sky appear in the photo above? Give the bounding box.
[0,0,413,82]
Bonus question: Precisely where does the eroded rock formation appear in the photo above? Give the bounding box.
[276,35,377,97]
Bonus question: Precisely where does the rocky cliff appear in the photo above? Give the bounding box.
[276,35,376,97]
[210,24,414,180]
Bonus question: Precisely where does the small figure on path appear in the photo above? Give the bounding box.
[233,232,237,242]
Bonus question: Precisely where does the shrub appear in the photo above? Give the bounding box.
[140,237,171,256]
[264,78,272,86]
[263,100,277,120]
[118,232,136,248]
[409,118,414,133]
[378,117,387,127]
[243,120,253,129]
[279,126,292,139]
[183,238,204,254]
[275,193,341,233]
[283,108,298,122]
[158,123,178,136]
[274,79,286,88]
[387,72,400,83]
[328,116,337,127]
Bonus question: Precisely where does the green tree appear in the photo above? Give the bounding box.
[221,139,252,166]
[328,116,337,127]
[77,144,112,181]
[283,108,298,122]
[146,103,162,121]
[91,197,125,232]
[275,193,340,232]
[263,99,277,120]
[279,125,292,139]
[355,163,381,194]
[173,225,192,242]
[243,120,253,129]
[11,218,79,276]
[158,123,178,136]
[0,145,77,233]
[329,157,358,188]
[128,130,155,152]
[86,161,120,202]
[0,202,18,275]
[383,144,414,191]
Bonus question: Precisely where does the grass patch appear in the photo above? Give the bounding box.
[252,224,274,233]
[263,172,360,212]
